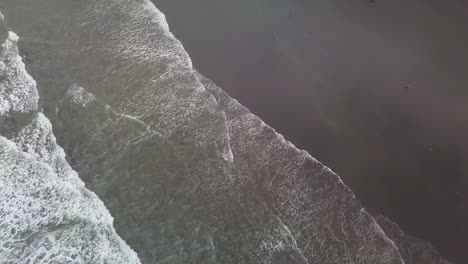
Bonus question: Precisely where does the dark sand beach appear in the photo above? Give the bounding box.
[153,0,468,261]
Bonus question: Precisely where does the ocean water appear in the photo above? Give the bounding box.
[0,0,464,263]
[0,14,141,263]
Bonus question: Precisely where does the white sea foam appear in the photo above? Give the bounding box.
[0,13,141,264]
[0,31,38,116]
[66,85,97,107]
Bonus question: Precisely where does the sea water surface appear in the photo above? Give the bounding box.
[1,0,466,262]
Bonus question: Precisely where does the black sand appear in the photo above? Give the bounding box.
[153,0,468,262]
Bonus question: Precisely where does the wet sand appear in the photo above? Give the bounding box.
[153,0,468,261]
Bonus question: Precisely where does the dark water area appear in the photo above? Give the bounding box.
[153,0,468,262]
